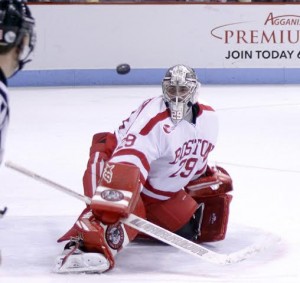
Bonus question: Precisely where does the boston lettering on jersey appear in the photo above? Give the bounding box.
[169,139,215,165]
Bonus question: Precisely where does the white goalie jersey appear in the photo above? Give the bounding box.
[109,96,218,201]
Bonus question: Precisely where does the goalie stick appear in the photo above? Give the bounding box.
[5,160,274,265]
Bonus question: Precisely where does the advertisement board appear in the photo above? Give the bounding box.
[10,4,300,86]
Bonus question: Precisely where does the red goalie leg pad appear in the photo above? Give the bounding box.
[193,194,233,242]
[185,165,233,242]
[91,162,141,224]
[57,200,145,270]
[57,207,116,269]
[142,190,198,232]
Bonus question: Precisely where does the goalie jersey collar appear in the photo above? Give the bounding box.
[191,103,200,125]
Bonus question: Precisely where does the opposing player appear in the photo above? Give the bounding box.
[54,65,233,273]
[0,0,35,210]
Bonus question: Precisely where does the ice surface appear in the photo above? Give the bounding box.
[0,85,300,282]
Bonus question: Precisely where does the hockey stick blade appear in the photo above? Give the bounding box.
[5,160,271,265]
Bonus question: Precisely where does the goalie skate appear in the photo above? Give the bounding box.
[53,241,110,274]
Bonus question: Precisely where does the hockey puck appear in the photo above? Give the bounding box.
[0,207,7,217]
[116,63,131,75]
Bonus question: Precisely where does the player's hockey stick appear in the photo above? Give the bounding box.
[5,160,274,265]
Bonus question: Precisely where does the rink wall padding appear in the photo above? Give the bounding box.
[9,68,300,86]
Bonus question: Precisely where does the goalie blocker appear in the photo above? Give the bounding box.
[90,162,142,224]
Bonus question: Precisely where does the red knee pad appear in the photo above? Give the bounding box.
[57,207,116,269]
[142,190,198,232]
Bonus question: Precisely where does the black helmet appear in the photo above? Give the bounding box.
[0,0,35,72]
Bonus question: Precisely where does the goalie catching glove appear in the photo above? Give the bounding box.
[185,166,232,196]
[90,162,141,224]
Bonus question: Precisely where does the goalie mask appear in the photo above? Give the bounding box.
[162,65,199,124]
[0,0,36,75]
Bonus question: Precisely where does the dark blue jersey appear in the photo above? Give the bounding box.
[0,69,9,165]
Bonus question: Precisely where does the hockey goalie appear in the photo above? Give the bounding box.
[54,65,233,273]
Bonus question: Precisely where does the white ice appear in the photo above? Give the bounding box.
[0,84,300,283]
